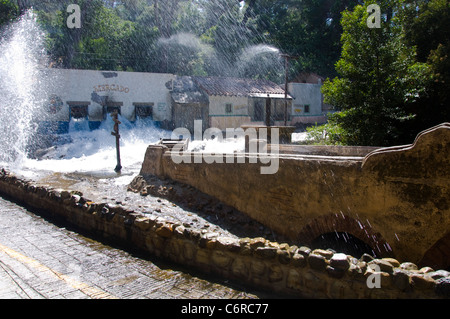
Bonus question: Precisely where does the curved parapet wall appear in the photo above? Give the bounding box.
[361,123,450,269]
[138,123,450,270]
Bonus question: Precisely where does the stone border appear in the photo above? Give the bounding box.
[0,168,448,299]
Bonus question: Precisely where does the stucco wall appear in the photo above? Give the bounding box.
[288,83,323,119]
[138,123,450,269]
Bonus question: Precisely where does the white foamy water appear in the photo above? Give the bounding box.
[188,136,245,154]
[9,117,171,181]
[0,11,49,164]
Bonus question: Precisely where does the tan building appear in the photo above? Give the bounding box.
[169,76,292,132]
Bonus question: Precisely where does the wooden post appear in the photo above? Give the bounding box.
[280,53,299,126]
[111,111,122,173]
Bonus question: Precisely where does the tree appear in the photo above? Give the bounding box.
[0,0,18,28]
[200,0,251,75]
[321,0,430,146]
[245,0,362,79]
[400,0,450,137]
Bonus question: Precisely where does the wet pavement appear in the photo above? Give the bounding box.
[0,195,273,299]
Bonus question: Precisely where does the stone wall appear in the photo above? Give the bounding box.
[0,168,448,298]
[138,123,450,270]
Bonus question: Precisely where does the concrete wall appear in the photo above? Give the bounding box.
[138,123,450,270]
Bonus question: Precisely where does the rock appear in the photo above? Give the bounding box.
[312,249,334,259]
[399,262,418,271]
[359,253,374,263]
[238,238,252,256]
[382,258,400,268]
[364,267,392,288]
[291,253,306,267]
[211,251,232,268]
[231,258,249,278]
[428,270,450,280]
[250,260,266,277]
[392,269,412,291]
[326,265,346,279]
[347,263,365,279]
[410,274,435,290]
[134,217,154,231]
[155,224,173,238]
[268,265,283,282]
[199,233,219,248]
[367,259,395,274]
[255,246,278,259]
[286,269,302,290]
[308,253,328,271]
[249,237,266,249]
[330,253,350,271]
[277,249,291,264]
[419,266,434,274]
[435,277,450,297]
[288,245,299,255]
[215,236,240,252]
[60,190,71,200]
[298,246,311,257]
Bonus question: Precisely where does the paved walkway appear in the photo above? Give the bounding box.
[0,195,267,299]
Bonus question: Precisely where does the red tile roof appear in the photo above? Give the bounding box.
[193,76,287,97]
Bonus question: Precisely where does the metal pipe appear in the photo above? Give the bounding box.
[111,111,122,173]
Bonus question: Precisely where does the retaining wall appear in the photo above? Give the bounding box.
[0,168,449,298]
[138,123,450,270]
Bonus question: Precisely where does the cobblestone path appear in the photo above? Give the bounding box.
[0,195,268,299]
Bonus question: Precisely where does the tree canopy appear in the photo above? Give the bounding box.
[1,0,364,80]
[321,0,449,146]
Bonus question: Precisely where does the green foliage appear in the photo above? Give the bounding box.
[0,0,18,28]
[304,121,345,145]
[4,0,363,79]
[246,0,362,78]
[321,0,432,146]
[400,0,450,136]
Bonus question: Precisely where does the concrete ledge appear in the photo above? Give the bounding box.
[272,144,380,157]
[0,168,448,298]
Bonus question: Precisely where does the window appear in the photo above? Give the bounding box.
[225,103,233,114]
[105,102,123,118]
[304,104,310,113]
[134,103,154,119]
[70,105,88,119]
[67,101,90,119]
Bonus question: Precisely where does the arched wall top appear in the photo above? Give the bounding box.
[362,122,450,183]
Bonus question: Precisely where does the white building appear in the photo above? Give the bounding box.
[42,68,174,133]
[39,69,330,134]
[288,82,327,125]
